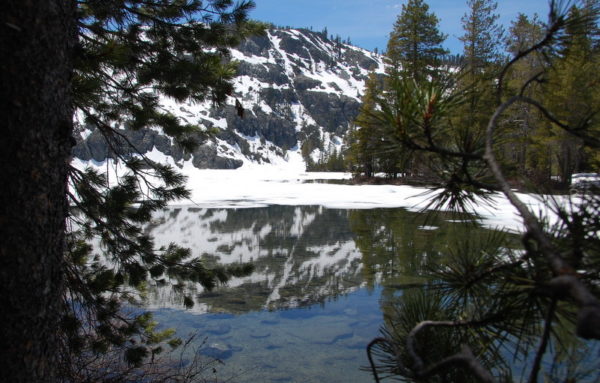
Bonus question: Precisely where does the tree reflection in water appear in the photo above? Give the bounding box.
[139,205,599,382]
[354,209,599,382]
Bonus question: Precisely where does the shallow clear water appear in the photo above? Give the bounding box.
[141,205,502,382]
[152,287,383,382]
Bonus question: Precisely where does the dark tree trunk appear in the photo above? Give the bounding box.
[0,1,75,381]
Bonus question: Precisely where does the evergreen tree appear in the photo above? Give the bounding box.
[367,2,600,381]
[460,0,504,75]
[502,14,550,183]
[1,1,76,381]
[453,0,504,173]
[386,0,448,82]
[502,5,600,186]
[381,0,448,179]
[348,72,382,177]
[2,0,263,380]
[543,5,600,183]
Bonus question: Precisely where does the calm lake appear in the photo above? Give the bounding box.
[141,205,515,383]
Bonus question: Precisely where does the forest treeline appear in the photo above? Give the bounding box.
[312,0,600,191]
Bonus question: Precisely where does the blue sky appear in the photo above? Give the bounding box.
[250,0,553,53]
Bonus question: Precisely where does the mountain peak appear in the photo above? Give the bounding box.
[73,27,385,170]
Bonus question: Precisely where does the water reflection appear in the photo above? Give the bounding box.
[141,205,524,383]
[143,206,497,314]
[145,206,363,313]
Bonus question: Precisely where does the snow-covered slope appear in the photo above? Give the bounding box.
[73,27,385,170]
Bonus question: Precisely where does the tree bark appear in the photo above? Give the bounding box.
[0,1,75,381]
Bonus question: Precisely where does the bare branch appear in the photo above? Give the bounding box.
[519,71,545,97]
[497,0,568,101]
[484,95,600,341]
[548,275,600,339]
[366,337,389,383]
[527,296,558,383]
[405,320,495,382]
[522,96,600,148]
[419,345,495,383]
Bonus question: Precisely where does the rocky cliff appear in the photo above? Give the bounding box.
[73,28,385,169]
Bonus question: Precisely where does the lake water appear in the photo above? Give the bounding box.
[142,205,514,382]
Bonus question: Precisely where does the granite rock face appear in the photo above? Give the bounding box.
[73,28,385,169]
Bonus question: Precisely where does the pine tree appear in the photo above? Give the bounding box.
[543,5,600,183]
[501,6,600,186]
[502,14,551,183]
[386,0,448,82]
[2,0,263,380]
[348,72,382,177]
[453,0,505,172]
[367,2,600,381]
[1,1,76,381]
[460,0,504,75]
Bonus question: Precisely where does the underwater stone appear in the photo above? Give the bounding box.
[200,343,234,360]
[250,331,271,339]
[265,344,282,350]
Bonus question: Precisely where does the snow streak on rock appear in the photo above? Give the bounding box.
[73,27,385,170]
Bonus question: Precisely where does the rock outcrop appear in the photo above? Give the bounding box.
[73,28,385,169]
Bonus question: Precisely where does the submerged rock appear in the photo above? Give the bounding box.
[260,319,279,325]
[249,330,271,339]
[200,342,235,360]
[315,331,354,345]
[265,344,282,350]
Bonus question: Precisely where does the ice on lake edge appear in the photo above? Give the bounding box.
[72,149,565,233]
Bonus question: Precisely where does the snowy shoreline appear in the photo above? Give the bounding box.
[179,169,552,233]
[73,149,561,233]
